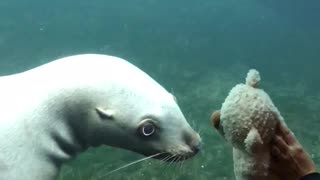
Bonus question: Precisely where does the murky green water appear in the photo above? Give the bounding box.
[1,0,319,179]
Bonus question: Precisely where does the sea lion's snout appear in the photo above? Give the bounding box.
[188,141,201,154]
[156,131,201,162]
[183,131,202,155]
[191,143,202,154]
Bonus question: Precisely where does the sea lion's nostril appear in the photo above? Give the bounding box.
[191,143,202,154]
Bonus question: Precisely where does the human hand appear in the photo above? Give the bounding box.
[270,121,317,180]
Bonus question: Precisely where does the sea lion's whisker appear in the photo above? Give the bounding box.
[171,157,178,171]
[198,125,203,136]
[174,156,182,170]
[163,154,176,170]
[169,154,178,162]
[162,154,175,171]
[97,152,163,179]
[172,157,177,164]
[191,119,196,130]
[161,154,174,172]
[176,156,182,163]
[167,154,178,167]
[161,154,176,164]
[161,155,172,163]
[172,156,180,169]
[178,156,185,170]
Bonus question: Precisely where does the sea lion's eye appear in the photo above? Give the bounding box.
[139,122,156,137]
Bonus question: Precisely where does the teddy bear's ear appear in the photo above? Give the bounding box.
[211,111,221,129]
[211,111,226,138]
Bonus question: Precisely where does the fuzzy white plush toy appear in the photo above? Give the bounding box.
[211,69,285,180]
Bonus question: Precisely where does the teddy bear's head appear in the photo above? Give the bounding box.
[212,69,282,153]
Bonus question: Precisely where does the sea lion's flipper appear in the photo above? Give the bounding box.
[244,127,263,153]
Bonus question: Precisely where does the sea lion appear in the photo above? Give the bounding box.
[0,54,201,180]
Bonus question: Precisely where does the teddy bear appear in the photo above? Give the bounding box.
[211,69,285,180]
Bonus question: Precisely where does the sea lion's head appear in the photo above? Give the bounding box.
[69,57,202,162]
[88,91,201,162]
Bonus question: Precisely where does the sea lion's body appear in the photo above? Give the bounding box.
[0,54,201,180]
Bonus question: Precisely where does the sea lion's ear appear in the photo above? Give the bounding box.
[95,107,114,120]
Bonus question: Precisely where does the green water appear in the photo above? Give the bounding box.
[0,0,319,179]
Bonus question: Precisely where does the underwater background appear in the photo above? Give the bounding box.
[0,0,320,179]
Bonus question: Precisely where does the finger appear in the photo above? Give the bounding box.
[275,120,281,133]
[271,146,282,160]
[284,130,297,146]
[271,145,290,162]
[273,135,289,154]
[278,122,297,145]
[211,111,221,129]
[270,146,284,175]
[269,158,287,180]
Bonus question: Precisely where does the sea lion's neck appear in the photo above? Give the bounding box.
[11,66,113,163]
[0,75,94,180]
[37,78,97,156]
[37,88,92,166]
[44,110,88,166]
